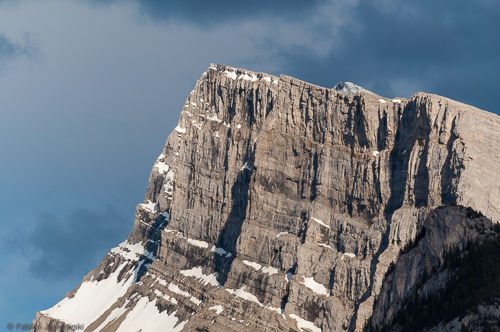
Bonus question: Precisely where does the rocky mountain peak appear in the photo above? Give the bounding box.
[31,64,500,332]
[333,81,373,94]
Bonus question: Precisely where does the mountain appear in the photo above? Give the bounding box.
[32,64,500,332]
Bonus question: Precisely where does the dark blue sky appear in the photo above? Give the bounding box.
[0,0,498,326]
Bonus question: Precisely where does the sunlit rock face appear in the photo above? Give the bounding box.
[32,64,500,332]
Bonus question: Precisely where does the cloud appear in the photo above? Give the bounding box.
[0,33,36,62]
[0,35,18,59]
[22,205,131,280]
[83,0,325,26]
[278,0,500,112]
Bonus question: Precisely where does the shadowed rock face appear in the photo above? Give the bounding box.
[32,64,500,332]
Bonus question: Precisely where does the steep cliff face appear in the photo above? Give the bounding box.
[368,206,500,331]
[32,64,500,332]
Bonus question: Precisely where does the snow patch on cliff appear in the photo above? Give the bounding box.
[341,252,356,260]
[261,266,279,275]
[175,125,186,134]
[186,238,209,249]
[165,230,210,249]
[154,161,170,174]
[226,287,281,314]
[239,72,258,82]
[301,277,329,296]
[209,305,224,315]
[242,260,279,275]
[243,260,262,270]
[224,70,237,80]
[153,289,178,305]
[140,200,157,213]
[289,313,321,332]
[179,266,220,287]
[312,217,330,229]
[168,283,202,305]
[318,243,333,250]
[110,241,154,261]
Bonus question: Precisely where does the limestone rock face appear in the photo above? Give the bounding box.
[31,64,500,332]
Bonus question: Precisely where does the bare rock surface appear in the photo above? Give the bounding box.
[31,64,500,332]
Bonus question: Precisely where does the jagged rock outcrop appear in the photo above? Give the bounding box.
[32,64,500,332]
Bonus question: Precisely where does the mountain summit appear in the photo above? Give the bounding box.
[32,64,500,332]
[332,81,373,94]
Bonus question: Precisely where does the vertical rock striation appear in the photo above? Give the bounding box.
[32,64,500,332]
